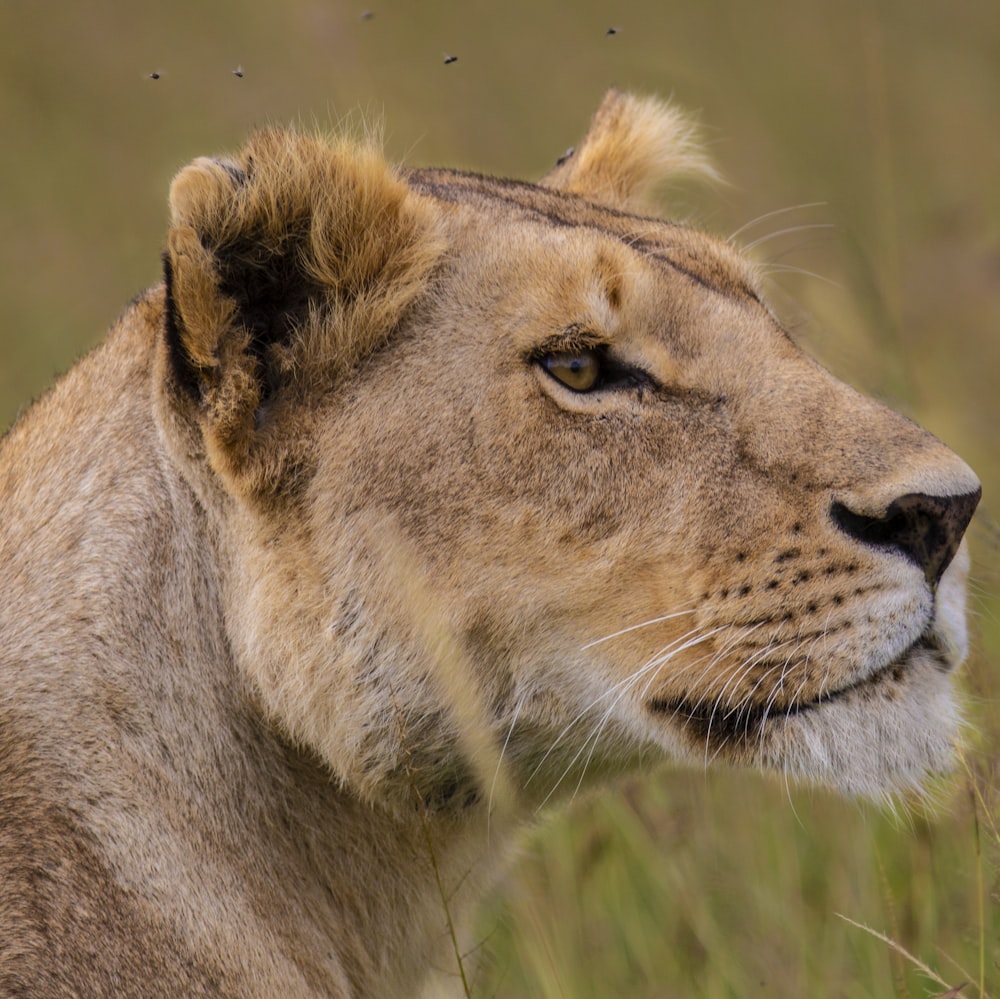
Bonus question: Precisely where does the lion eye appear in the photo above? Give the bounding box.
[543,350,602,392]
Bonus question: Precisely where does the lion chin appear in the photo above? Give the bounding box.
[0,90,980,996]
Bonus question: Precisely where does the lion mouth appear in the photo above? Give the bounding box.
[647,633,943,745]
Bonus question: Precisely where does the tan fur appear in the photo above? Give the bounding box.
[540,89,719,212]
[0,92,981,996]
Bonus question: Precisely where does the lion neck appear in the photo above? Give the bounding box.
[0,291,514,995]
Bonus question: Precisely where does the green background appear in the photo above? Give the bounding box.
[2,1,998,995]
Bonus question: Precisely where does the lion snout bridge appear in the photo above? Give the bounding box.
[830,488,981,586]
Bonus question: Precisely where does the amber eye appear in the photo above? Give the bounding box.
[543,350,602,392]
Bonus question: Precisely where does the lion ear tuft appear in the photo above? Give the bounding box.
[168,156,246,232]
[540,89,719,214]
[162,129,444,494]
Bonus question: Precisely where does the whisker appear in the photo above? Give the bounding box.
[652,647,735,719]
[737,662,783,739]
[756,639,810,756]
[742,223,835,253]
[525,624,707,788]
[638,644,714,701]
[535,626,728,809]
[633,620,751,702]
[699,640,781,766]
[488,694,523,839]
[726,201,829,244]
[720,638,799,711]
[647,624,778,764]
[759,263,844,289]
[563,628,728,806]
[702,655,786,767]
[782,670,816,737]
[581,606,698,650]
[661,621,769,719]
[810,612,836,701]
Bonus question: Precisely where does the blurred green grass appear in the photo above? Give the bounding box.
[2,1,998,996]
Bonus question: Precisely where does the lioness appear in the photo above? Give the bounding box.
[0,91,980,997]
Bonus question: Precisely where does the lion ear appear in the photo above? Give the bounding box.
[163,130,444,495]
[539,89,718,214]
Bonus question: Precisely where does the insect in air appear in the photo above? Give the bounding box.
[232,65,244,78]
[606,27,620,36]
[147,71,161,80]
[359,10,374,20]
[443,53,458,64]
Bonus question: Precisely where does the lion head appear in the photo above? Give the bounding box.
[159,90,980,815]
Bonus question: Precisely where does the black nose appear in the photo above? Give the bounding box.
[831,488,981,586]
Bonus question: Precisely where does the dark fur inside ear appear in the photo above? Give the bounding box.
[163,157,258,401]
[162,252,202,401]
[214,230,325,411]
[162,133,445,492]
[163,154,313,407]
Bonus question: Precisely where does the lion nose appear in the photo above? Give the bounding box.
[830,488,981,586]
